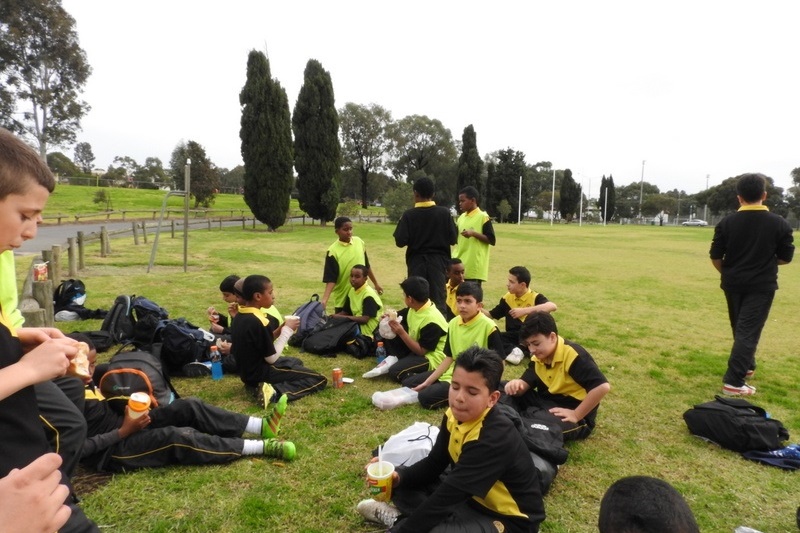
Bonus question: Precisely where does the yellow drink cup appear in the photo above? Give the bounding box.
[367,461,394,502]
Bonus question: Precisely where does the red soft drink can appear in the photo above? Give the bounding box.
[332,368,343,389]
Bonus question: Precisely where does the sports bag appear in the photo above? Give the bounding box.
[683,395,790,453]
[100,295,135,344]
[130,296,169,348]
[53,279,86,311]
[157,318,213,376]
[288,294,326,347]
[98,347,179,415]
[301,316,358,355]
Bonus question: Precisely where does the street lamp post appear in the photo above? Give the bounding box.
[638,160,645,220]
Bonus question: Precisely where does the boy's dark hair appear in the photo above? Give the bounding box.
[446,257,463,271]
[413,177,435,199]
[459,185,480,203]
[519,311,558,340]
[509,266,531,287]
[598,476,700,533]
[0,128,56,198]
[399,276,429,303]
[66,331,96,351]
[455,281,482,302]
[334,216,352,230]
[351,264,369,277]
[736,173,767,203]
[454,346,503,392]
[219,275,240,293]
[241,274,271,301]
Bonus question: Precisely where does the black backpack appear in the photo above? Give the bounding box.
[288,294,326,347]
[130,296,169,348]
[100,295,135,344]
[53,279,86,312]
[301,316,358,355]
[156,318,212,376]
[98,347,179,415]
[683,395,790,453]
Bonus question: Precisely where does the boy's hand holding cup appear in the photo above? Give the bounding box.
[284,315,300,331]
[366,457,396,502]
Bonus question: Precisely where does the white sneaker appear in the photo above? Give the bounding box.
[505,347,524,365]
[362,355,398,378]
[357,498,400,527]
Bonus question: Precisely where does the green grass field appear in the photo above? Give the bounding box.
[18,195,800,532]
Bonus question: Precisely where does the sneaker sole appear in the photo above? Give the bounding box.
[722,385,756,396]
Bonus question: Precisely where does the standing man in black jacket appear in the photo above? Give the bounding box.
[393,177,458,315]
[709,173,794,397]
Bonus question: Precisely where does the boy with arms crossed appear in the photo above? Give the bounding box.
[357,347,546,532]
[504,312,610,441]
[454,186,496,285]
[410,282,505,409]
[484,266,557,365]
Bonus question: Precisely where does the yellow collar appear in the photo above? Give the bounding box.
[738,205,768,212]
[415,201,436,207]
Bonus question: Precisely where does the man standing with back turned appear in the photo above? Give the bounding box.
[709,173,794,396]
[394,177,458,315]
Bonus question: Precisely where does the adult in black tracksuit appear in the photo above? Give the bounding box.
[709,173,794,395]
[393,177,458,315]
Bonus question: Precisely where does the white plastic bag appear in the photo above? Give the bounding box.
[372,386,418,410]
[363,355,399,378]
[378,315,402,339]
[380,421,440,467]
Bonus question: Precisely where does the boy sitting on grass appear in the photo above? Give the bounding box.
[232,275,327,405]
[409,282,505,409]
[335,264,384,341]
[444,258,465,321]
[371,276,448,383]
[357,347,546,532]
[484,266,557,365]
[504,312,610,441]
[74,334,296,469]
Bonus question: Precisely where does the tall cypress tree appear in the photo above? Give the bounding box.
[239,50,293,231]
[599,174,617,223]
[559,168,580,222]
[456,124,483,201]
[293,59,341,223]
[488,148,527,223]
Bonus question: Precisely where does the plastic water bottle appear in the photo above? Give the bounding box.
[210,346,223,381]
[375,342,387,364]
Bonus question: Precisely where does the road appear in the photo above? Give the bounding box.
[16,222,134,255]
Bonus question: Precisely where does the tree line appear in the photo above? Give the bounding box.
[4,0,800,227]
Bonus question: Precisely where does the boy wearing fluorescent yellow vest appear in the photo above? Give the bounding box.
[454,186,496,285]
[410,282,504,409]
[337,265,383,338]
[382,276,449,384]
[322,217,382,313]
[504,312,610,441]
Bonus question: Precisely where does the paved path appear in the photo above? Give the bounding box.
[16,222,133,255]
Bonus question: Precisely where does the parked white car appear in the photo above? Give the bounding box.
[682,219,708,227]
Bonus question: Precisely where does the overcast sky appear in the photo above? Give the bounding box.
[61,0,799,198]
